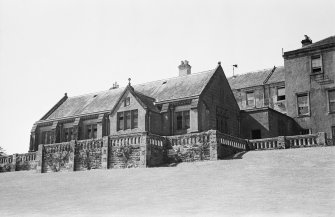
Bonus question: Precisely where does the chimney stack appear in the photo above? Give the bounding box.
[110,82,119,90]
[301,35,312,47]
[178,60,191,76]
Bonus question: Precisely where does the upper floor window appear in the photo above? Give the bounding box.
[85,124,97,139]
[311,55,322,74]
[124,97,130,107]
[297,93,309,116]
[117,109,138,131]
[328,89,335,113]
[62,127,73,142]
[175,110,190,131]
[277,87,286,101]
[246,91,255,107]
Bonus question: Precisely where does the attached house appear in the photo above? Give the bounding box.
[283,35,335,139]
[29,61,240,152]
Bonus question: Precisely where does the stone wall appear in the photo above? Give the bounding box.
[0,153,37,172]
[43,142,74,173]
[75,139,103,171]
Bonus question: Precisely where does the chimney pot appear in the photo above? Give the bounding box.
[178,60,191,76]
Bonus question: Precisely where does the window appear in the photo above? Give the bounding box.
[62,127,73,142]
[117,109,138,130]
[246,91,255,107]
[124,97,130,107]
[311,55,322,73]
[300,129,310,135]
[297,93,309,116]
[175,111,190,131]
[41,131,52,144]
[332,126,335,139]
[86,124,97,139]
[277,87,286,101]
[328,89,335,113]
[125,111,131,129]
[132,110,138,128]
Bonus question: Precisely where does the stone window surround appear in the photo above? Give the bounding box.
[326,88,335,114]
[296,92,310,117]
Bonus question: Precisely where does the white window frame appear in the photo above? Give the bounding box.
[311,54,323,74]
[296,92,310,117]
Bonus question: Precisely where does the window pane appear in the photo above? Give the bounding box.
[246,92,255,106]
[312,56,321,67]
[329,90,335,112]
[184,111,190,129]
[132,110,138,128]
[176,112,183,130]
[87,126,92,139]
[118,112,124,130]
[297,94,309,115]
[125,111,131,129]
[93,124,97,138]
[278,87,285,96]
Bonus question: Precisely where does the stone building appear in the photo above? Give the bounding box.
[283,35,335,139]
[227,66,301,139]
[29,61,241,152]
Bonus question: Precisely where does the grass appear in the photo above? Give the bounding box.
[0,147,334,217]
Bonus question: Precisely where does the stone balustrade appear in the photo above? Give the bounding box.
[0,131,331,173]
[248,137,280,150]
[286,134,317,148]
[216,131,247,150]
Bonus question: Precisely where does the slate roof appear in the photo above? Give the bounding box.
[227,66,285,90]
[44,69,216,121]
[284,36,335,55]
[133,69,215,102]
[265,66,285,84]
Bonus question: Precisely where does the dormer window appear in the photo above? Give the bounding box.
[311,55,322,74]
[124,97,130,107]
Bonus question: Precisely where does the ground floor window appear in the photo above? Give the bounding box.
[328,89,335,113]
[175,110,190,130]
[62,127,74,142]
[117,109,138,130]
[297,93,309,116]
[85,124,97,139]
[41,131,52,144]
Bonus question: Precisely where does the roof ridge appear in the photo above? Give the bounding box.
[133,69,215,87]
[228,66,281,79]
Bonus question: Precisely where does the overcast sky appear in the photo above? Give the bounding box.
[0,0,334,154]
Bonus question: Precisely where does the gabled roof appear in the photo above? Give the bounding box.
[227,66,285,90]
[43,68,217,121]
[133,69,216,102]
[284,36,335,56]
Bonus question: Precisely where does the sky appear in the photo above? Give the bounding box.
[0,0,334,154]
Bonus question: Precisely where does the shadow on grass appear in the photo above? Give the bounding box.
[221,151,248,160]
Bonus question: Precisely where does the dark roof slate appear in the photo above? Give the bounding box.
[44,69,216,121]
[227,66,285,90]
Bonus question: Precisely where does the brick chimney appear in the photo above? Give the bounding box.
[178,60,191,76]
[301,35,312,47]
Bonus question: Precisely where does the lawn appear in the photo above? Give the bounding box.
[0,147,334,217]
